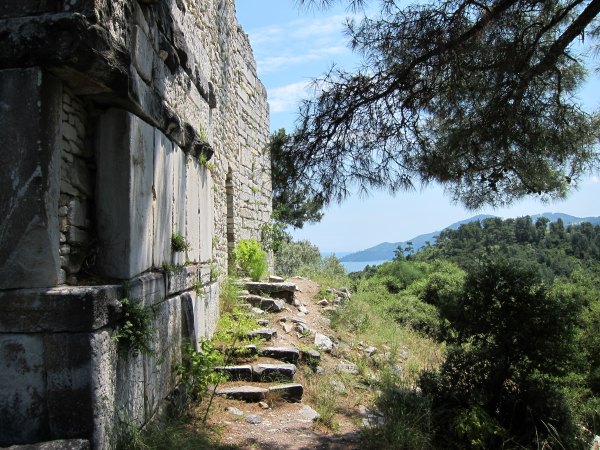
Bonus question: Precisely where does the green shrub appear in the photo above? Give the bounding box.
[419,261,582,448]
[177,340,224,403]
[388,293,442,338]
[233,239,268,281]
[362,374,434,450]
[274,239,321,276]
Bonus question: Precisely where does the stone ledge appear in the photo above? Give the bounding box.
[0,285,121,333]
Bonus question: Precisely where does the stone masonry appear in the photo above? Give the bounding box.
[0,0,270,448]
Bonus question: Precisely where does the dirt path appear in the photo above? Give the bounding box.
[204,277,366,449]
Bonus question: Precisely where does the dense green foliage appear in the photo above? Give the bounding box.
[293,0,600,208]
[415,216,600,281]
[232,239,268,281]
[347,218,600,448]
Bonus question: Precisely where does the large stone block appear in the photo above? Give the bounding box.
[204,281,220,337]
[0,68,62,289]
[43,333,95,438]
[143,296,181,417]
[199,167,213,262]
[132,25,154,84]
[185,157,200,262]
[114,352,145,428]
[95,109,155,279]
[152,129,173,268]
[0,334,48,445]
[172,145,186,265]
[166,264,198,296]
[128,272,165,307]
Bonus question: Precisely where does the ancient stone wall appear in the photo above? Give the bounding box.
[0,0,270,447]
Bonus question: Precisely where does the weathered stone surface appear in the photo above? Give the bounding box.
[3,439,91,450]
[299,405,320,421]
[244,415,263,424]
[336,362,359,375]
[247,328,277,341]
[239,295,285,312]
[258,347,300,363]
[204,281,220,337]
[215,365,253,381]
[253,363,296,381]
[128,272,165,307]
[268,383,303,402]
[185,156,201,262]
[302,349,321,361]
[180,291,204,346]
[166,265,198,296]
[226,406,244,416]
[198,167,213,263]
[269,276,284,283]
[216,385,268,401]
[143,296,181,418]
[152,129,173,267]
[172,144,186,265]
[0,334,47,445]
[0,68,62,289]
[95,109,154,279]
[314,333,334,352]
[132,25,154,83]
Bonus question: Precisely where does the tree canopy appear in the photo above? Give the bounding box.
[292,0,600,208]
[270,128,325,228]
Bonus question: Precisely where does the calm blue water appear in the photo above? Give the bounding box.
[341,260,389,273]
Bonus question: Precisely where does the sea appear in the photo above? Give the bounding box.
[341,260,389,273]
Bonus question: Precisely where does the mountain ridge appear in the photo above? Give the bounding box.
[340,213,600,262]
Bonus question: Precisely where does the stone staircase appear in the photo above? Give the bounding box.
[214,278,317,404]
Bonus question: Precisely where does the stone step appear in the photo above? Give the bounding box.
[247,328,277,341]
[268,383,304,402]
[214,363,297,381]
[238,281,297,302]
[253,363,296,381]
[214,365,253,380]
[216,383,303,402]
[216,385,268,402]
[239,294,286,312]
[259,346,300,363]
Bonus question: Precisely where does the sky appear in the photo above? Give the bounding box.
[235,0,600,254]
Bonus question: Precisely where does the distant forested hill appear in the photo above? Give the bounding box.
[414,215,600,281]
[341,213,600,262]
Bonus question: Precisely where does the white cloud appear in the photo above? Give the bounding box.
[246,25,285,46]
[589,175,600,185]
[268,81,312,113]
[246,13,358,75]
[258,46,349,74]
[289,14,351,40]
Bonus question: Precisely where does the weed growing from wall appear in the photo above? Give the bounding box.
[171,233,190,252]
[113,298,157,357]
